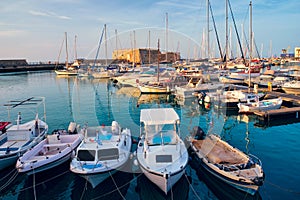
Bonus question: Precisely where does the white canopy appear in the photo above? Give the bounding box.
[140,108,179,125]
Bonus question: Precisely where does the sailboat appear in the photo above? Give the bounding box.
[55,32,79,76]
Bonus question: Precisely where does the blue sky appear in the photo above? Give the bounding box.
[0,0,299,62]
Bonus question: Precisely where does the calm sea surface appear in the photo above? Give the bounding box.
[0,71,299,200]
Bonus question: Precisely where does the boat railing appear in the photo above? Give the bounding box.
[248,154,262,166]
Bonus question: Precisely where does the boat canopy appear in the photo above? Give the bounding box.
[140,108,179,125]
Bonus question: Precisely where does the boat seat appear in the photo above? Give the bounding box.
[43,143,68,148]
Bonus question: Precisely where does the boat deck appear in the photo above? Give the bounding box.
[192,137,248,165]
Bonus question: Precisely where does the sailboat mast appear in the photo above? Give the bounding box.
[104,24,108,66]
[65,32,69,69]
[225,0,228,68]
[207,0,210,59]
[74,35,78,61]
[248,1,252,92]
[149,30,151,64]
[157,39,160,82]
[165,12,168,63]
[115,29,118,60]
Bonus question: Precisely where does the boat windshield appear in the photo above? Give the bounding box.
[77,150,96,161]
[145,124,177,145]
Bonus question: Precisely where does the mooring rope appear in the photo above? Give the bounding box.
[0,167,17,182]
[33,168,37,200]
[184,173,202,200]
[266,180,300,195]
[0,169,18,192]
[109,170,126,200]
[79,178,88,200]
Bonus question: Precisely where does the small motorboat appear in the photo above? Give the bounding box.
[16,122,83,174]
[186,126,265,195]
[136,108,188,194]
[237,97,282,113]
[0,97,48,171]
[70,121,132,188]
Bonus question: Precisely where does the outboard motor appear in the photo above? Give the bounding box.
[68,122,77,134]
[190,126,206,140]
[112,121,120,134]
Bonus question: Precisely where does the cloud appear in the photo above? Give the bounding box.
[29,10,71,20]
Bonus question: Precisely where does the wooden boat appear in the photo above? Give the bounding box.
[16,122,83,174]
[186,127,264,195]
[136,108,188,194]
[0,97,48,171]
[237,97,282,113]
[70,121,132,188]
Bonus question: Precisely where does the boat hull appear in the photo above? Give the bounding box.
[139,162,185,194]
[191,150,259,195]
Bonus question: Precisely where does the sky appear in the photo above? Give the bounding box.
[0,0,299,62]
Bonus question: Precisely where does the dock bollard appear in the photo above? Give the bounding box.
[268,82,272,91]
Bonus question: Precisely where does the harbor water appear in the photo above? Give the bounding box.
[0,71,299,200]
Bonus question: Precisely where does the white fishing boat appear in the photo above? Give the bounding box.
[136,108,188,194]
[186,127,264,195]
[16,122,83,174]
[237,97,282,113]
[70,121,132,188]
[0,97,48,171]
[281,80,300,95]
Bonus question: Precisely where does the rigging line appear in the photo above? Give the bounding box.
[209,1,223,59]
[228,0,246,64]
[56,37,65,68]
[109,170,126,200]
[93,25,106,69]
[184,173,202,200]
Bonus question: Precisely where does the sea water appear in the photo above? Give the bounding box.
[0,71,299,200]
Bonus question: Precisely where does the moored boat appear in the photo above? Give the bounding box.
[281,80,300,95]
[186,126,264,195]
[237,97,282,113]
[136,108,188,194]
[70,121,132,188]
[16,122,83,174]
[0,97,48,171]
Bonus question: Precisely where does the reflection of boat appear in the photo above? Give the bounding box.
[16,122,83,174]
[136,173,190,200]
[70,121,132,188]
[136,108,188,194]
[186,127,264,195]
[0,97,48,171]
[137,94,171,106]
[237,97,282,113]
